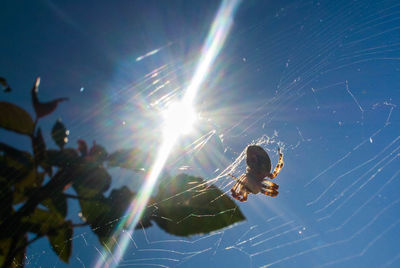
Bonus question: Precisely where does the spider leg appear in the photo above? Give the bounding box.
[230,174,249,202]
[262,180,279,190]
[231,187,248,202]
[231,190,248,202]
[228,173,240,181]
[268,148,284,179]
[260,188,279,197]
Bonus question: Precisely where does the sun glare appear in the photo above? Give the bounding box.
[162,101,197,138]
[95,1,241,267]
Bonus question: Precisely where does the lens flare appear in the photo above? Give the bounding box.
[95,1,241,267]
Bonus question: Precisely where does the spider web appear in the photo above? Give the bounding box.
[23,0,400,267]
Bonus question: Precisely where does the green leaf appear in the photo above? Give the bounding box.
[153,174,245,236]
[22,208,63,235]
[78,197,110,225]
[107,148,146,170]
[21,208,72,262]
[77,196,110,244]
[0,102,34,135]
[51,119,69,149]
[48,221,72,263]
[76,187,131,246]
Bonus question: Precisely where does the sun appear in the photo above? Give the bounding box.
[162,101,197,139]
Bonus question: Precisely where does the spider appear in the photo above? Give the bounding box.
[229,145,284,202]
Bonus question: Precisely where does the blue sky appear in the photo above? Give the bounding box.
[1,0,400,267]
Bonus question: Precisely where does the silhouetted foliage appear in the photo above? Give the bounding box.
[0,77,245,267]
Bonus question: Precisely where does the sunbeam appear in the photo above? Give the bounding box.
[94,1,241,267]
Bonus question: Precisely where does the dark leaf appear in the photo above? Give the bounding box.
[31,77,68,118]
[76,186,152,248]
[78,196,109,225]
[22,209,63,235]
[106,187,153,229]
[0,158,30,186]
[13,171,44,204]
[46,149,79,167]
[107,148,146,171]
[0,102,34,135]
[48,220,72,263]
[76,196,110,244]
[22,208,72,263]
[153,174,245,236]
[91,187,134,246]
[0,143,33,184]
[51,119,69,149]
[42,192,67,218]
[72,166,111,195]
[0,234,27,268]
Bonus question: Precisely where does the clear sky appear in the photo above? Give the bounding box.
[1,0,400,267]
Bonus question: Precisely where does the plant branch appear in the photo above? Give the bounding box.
[1,235,19,268]
[2,233,43,268]
[0,169,72,237]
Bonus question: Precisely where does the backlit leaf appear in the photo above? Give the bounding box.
[153,174,245,236]
[107,148,146,171]
[22,208,64,235]
[20,208,72,262]
[31,77,68,118]
[76,186,152,249]
[0,102,34,135]
[48,221,72,263]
